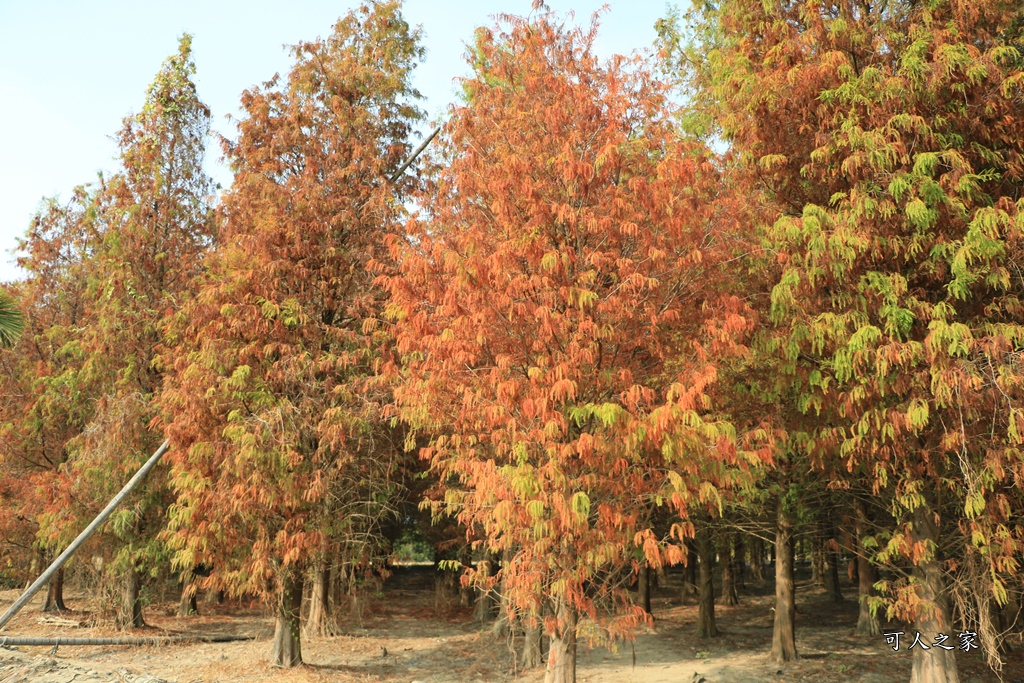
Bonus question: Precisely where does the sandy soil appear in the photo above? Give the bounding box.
[1,569,1020,683]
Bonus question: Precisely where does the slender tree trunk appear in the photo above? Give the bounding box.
[458,550,474,608]
[30,547,42,581]
[823,552,843,603]
[522,610,544,669]
[332,561,347,614]
[1001,583,1022,642]
[733,534,746,590]
[459,583,474,607]
[434,561,458,611]
[272,569,304,667]
[474,556,496,624]
[854,498,881,635]
[203,586,223,605]
[117,567,145,629]
[638,561,652,615]
[696,528,719,637]
[811,533,824,588]
[305,560,332,637]
[491,550,513,637]
[544,600,577,683]
[328,560,339,614]
[43,566,68,613]
[749,535,765,582]
[909,503,959,683]
[771,504,797,662]
[682,538,698,602]
[177,568,198,617]
[40,548,53,611]
[722,533,739,606]
[821,513,843,603]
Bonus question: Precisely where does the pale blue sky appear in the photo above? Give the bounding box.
[0,0,670,282]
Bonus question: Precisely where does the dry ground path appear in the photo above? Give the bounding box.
[1,569,1020,682]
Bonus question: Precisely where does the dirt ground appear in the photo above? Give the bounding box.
[1,568,1021,683]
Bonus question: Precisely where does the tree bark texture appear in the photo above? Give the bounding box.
[305,561,332,637]
[854,498,881,636]
[682,538,698,602]
[733,534,746,589]
[177,568,198,617]
[721,533,739,606]
[638,561,652,615]
[474,556,497,624]
[749,535,765,582]
[491,551,514,637]
[522,610,544,669]
[272,570,304,668]
[696,528,719,638]
[821,513,844,603]
[544,600,577,683]
[771,504,797,662]
[43,566,68,613]
[811,534,824,587]
[117,567,145,630]
[908,504,959,683]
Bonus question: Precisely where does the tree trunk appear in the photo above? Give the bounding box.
[434,562,458,611]
[854,498,881,635]
[305,560,332,637]
[811,533,824,587]
[682,538,698,602]
[177,568,198,617]
[332,561,363,623]
[544,600,577,683]
[1001,583,1022,642]
[491,551,513,637]
[272,569,304,667]
[459,583,474,607]
[733,534,746,589]
[638,561,652,615]
[43,566,68,613]
[30,547,43,580]
[821,513,843,603]
[749,535,765,582]
[458,550,474,607]
[909,503,959,683]
[474,556,496,624]
[696,528,719,637]
[117,567,145,630]
[771,503,797,662]
[522,611,543,669]
[347,571,364,623]
[203,587,224,605]
[722,533,739,606]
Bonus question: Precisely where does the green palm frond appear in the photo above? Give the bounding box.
[0,290,25,347]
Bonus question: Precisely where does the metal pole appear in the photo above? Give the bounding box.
[0,634,252,647]
[0,439,170,631]
[388,126,440,182]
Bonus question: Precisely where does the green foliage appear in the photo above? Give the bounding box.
[678,0,1024,674]
[0,291,24,348]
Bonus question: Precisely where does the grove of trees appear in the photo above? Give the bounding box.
[1,2,1021,683]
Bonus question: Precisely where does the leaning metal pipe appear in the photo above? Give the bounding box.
[0,439,171,631]
[388,126,440,182]
[0,634,253,647]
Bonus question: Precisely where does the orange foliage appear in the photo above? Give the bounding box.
[382,8,756,650]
